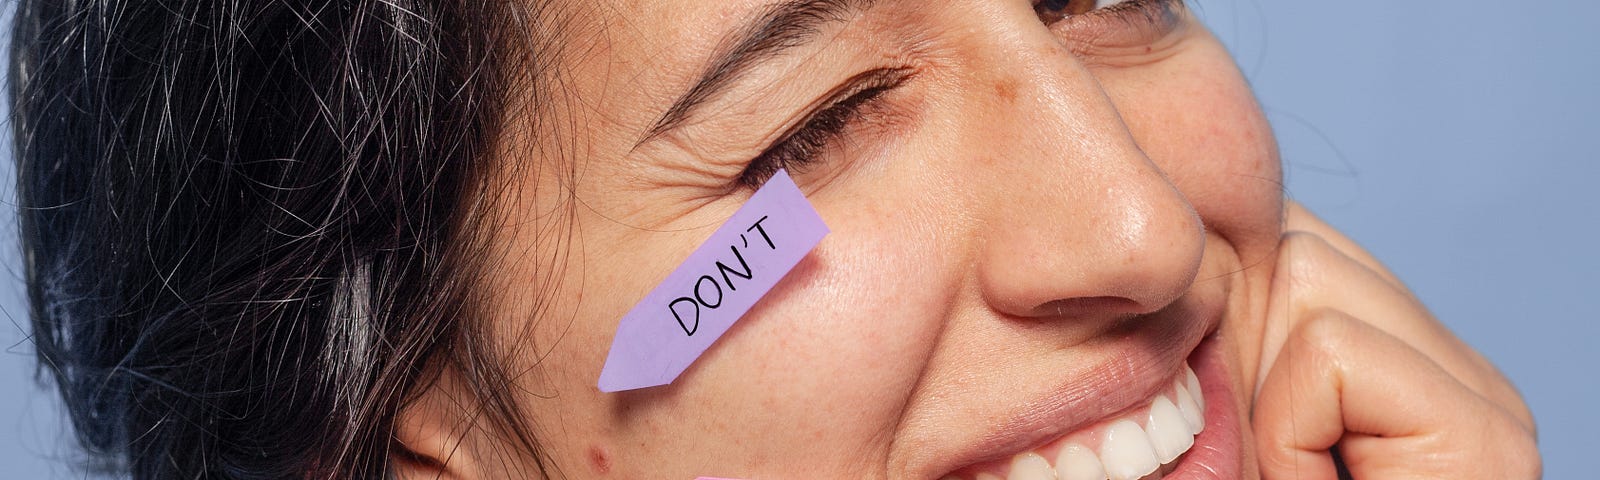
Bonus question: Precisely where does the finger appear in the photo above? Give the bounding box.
[1253,312,1541,480]
[1279,203,1515,415]
[1282,201,1406,292]
[1263,231,1533,429]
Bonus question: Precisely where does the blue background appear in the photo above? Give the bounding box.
[3,0,1595,477]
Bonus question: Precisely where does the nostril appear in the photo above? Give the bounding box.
[1034,296,1145,319]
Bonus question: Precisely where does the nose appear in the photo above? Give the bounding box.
[964,21,1206,322]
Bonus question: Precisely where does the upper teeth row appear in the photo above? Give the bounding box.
[946,363,1206,480]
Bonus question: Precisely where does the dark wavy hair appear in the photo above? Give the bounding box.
[10,1,555,477]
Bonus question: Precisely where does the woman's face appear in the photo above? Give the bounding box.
[478,0,1285,478]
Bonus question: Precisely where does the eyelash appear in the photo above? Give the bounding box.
[738,68,910,188]
[735,0,1182,188]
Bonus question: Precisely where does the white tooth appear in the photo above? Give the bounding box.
[977,474,1003,480]
[1145,395,1195,464]
[1184,364,1204,413]
[1007,453,1056,480]
[1056,443,1108,480]
[1173,382,1204,434]
[1100,420,1160,480]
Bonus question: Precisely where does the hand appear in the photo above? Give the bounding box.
[1250,203,1538,479]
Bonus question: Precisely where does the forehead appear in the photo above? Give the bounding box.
[555,0,876,132]
[577,0,767,84]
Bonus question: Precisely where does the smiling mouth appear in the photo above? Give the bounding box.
[939,361,1206,480]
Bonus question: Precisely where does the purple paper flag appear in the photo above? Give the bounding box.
[598,170,828,392]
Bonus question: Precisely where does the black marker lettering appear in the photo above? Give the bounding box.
[715,245,754,291]
[670,297,699,336]
[667,217,778,335]
[746,215,776,249]
[694,275,724,309]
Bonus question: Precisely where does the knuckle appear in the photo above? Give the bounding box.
[1454,411,1543,478]
[1289,310,1359,355]
[1275,231,1337,283]
[1510,444,1543,479]
[1495,419,1543,478]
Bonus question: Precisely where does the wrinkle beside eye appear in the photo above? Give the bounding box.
[636,129,755,187]
[638,95,823,186]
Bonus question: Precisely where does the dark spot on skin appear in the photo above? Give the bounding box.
[994,77,1019,103]
[589,445,611,475]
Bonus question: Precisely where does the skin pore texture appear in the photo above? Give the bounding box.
[393,0,1533,479]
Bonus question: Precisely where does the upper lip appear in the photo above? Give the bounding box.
[919,296,1220,479]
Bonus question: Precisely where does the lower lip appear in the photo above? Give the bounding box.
[1166,333,1243,480]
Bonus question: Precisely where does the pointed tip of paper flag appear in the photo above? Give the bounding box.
[596,358,672,393]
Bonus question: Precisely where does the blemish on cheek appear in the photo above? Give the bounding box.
[589,445,611,475]
[993,77,1019,103]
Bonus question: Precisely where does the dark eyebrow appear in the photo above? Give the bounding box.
[643,0,875,141]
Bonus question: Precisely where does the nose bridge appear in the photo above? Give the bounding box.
[962,27,1205,319]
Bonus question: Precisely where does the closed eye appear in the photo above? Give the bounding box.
[1034,0,1137,23]
[736,67,913,189]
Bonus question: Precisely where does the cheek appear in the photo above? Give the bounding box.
[544,175,961,476]
[1097,37,1284,260]
[681,176,959,460]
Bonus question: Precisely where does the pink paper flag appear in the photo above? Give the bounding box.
[598,170,828,392]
